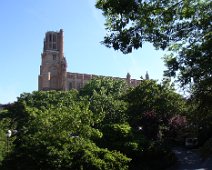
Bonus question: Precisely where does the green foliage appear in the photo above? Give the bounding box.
[101,123,133,145]
[0,78,185,169]
[98,123,145,166]
[71,142,130,170]
[126,80,186,123]
[98,122,175,169]
[96,1,212,143]
[186,99,212,144]
[0,117,11,164]
[0,107,18,165]
[17,90,79,110]
[200,137,212,158]
[140,141,176,170]
[96,0,211,53]
[80,76,128,98]
[0,90,130,170]
[80,77,129,125]
[125,79,187,141]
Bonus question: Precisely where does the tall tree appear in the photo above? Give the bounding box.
[80,77,129,125]
[125,79,186,139]
[96,0,211,54]
[96,1,212,129]
[96,0,211,85]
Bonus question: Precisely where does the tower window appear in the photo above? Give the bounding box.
[69,82,73,89]
[53,43,56,49]
[78,83,82,89]
[49,43,52,49]
[53,34,56,42]
[49,34,52,42]
[53,54,56,60]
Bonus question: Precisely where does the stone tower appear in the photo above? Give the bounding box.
[38,29,67,91]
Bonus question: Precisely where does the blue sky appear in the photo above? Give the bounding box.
[0,0,167,104]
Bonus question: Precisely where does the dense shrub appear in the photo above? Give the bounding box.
[200,137,212,159]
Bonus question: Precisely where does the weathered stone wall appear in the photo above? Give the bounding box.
[66,72,141,90]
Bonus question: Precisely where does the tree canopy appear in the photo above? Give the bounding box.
[80,77,129,125]
[96,1,212,140]
[0,77,185,169]
[96,0,211,91]
[96,0,211,54]
[0,90,130,170]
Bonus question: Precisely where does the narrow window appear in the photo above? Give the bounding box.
[49,34,52,42]
[69,82,73,89]
[53,34,56,42]
[49,43,52,49]
[78,83,82,89]
[48,72,51,81]
[53,43,56,49]
[53,54,56,60]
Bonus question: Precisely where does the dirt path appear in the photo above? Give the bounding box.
[167,147,212,170]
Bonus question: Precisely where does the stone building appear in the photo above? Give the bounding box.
[38,29,141,91]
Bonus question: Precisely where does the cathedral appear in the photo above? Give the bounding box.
[38,29,141,91]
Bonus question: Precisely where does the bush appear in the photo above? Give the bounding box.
[200,137,212,159]
[138,141,176,170]
[71,142,131,170]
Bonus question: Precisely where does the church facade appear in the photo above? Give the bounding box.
[38,29,141,91]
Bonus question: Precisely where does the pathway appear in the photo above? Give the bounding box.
[167,147,212,170]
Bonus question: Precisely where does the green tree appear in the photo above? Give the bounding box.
[96,0,211,142]
[80,77,129,126]
[0,106,18,166]
[1,91,130,170]
[80,78,169,169]
[125,80,186,139]
[186,98,212,144]
[0,117,12,165]
[96,0,211,53]
[80,76,128,98]
[96,0,211,100]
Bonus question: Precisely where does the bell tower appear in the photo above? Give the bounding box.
[38,29,67,91]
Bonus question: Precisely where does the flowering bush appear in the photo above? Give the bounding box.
[169,115,187,129]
